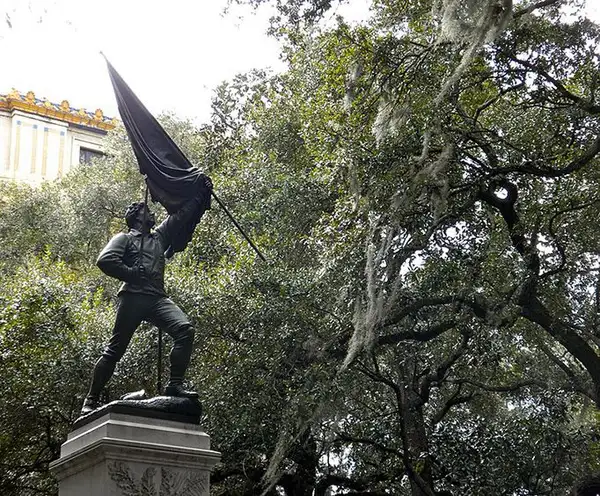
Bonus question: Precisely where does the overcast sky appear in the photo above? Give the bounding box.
[0,0,285,120]
[0,0,598,124]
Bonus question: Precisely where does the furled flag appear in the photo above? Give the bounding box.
[103,55,211,255]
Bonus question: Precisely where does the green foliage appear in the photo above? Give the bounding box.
[0,254,112,495]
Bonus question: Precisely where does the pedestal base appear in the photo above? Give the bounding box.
[50,408,221,496]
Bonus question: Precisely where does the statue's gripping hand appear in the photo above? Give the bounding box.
[116,263,148,284]
[133,264,149,283]
[200,173,213,191]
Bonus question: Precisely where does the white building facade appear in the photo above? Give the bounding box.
[0,89,117,186]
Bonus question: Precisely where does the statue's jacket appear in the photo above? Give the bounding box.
[96,196,206,297]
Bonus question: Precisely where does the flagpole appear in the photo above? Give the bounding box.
[139,178,164,395]
[210,189,267,262]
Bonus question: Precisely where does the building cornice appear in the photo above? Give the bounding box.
[0,89,118,132]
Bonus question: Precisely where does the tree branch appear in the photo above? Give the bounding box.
[508,55,600,114]
[378,320,457,345]
[432,384,475,425]
[336,433,404,458]
[383,296,457,327]
[535,338,592,398]
[521,298,600,403]
[514,0,564,18]
[446,378,545,393]
[540,200,600,279]
[315,473,391,496]
[420,330,471,401]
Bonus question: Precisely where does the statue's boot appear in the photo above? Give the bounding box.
[81,397,100,415]
[164,382,199,398]
[81,357,116,415]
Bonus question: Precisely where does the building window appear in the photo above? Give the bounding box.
[79,147,104,165]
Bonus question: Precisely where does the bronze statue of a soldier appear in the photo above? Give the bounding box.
[81,175,212,415]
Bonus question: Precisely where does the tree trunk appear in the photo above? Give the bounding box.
[280,430,318,496]
[399,362,436,496]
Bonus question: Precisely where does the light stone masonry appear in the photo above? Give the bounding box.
[50,411,221,496]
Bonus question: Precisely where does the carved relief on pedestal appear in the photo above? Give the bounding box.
[108,461,209,496]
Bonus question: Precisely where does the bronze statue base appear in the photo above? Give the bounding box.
[74,395,203,430]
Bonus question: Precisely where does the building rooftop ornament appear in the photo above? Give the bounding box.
[0,89,117,131]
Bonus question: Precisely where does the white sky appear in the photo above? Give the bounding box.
[0,0,287,121]
[0,0,598,124]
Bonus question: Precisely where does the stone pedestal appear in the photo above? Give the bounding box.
[50,407,221,496]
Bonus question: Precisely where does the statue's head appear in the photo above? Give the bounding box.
[125,201,156,231]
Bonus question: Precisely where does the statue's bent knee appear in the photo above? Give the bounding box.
[172,323,194,345]
[182,324,195,343]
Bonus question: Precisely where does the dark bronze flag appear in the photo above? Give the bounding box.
[103,55,211,255]
[103,54,267,262]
